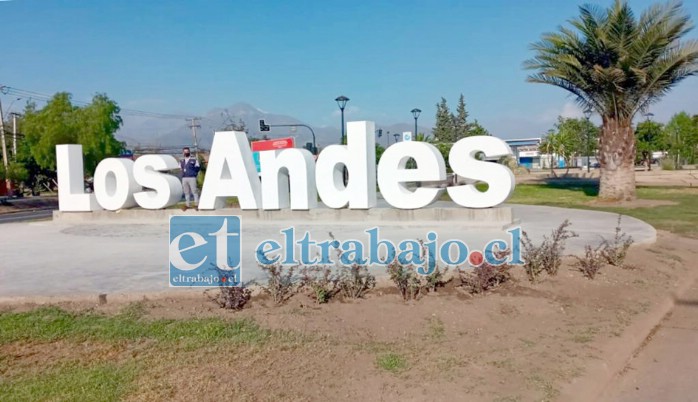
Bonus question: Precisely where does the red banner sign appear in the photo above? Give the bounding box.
[251,137,295,152]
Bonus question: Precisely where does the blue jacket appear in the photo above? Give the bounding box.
[180,157,200,178]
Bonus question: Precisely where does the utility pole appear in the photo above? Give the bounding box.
[11,112,18,158]
[0,98,7,170]
[188,117,201,158]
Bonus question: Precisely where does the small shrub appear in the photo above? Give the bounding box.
[387,259,426,301]
[207,286,252,310]
[327,232,376,299]
[575,244,605,280]
[299,265,340,304]
[424,265,450,292]
[660,158,677,170]
[337,264,376,299]
[459,254,512,294]
[386,257,448,301]
[600,215,634,267]
[259,262,297,304]
[521,220,578,282]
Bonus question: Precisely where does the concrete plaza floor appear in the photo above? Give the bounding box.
[0,204,655,299]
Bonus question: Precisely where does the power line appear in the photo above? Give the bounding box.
[0,84,199,120]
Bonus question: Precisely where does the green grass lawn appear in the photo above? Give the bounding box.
[508,183,698,238]
[0,304,291,401]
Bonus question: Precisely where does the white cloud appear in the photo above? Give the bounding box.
[560,102,583,118]
[537,101,583,123]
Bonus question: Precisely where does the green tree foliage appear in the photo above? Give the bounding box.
[453,94,469,140]
[468,120,490,136]
[525,0,698,201]
[435,143,453,173]
[540,116,599,175]
[414,133,433,142]
[21,92,124,176]
[635,120,665,170]
[664,112,698,166]
[0,161,29,183]
[433,98,454,142]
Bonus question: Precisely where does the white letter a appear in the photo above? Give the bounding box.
[199,131,262,210]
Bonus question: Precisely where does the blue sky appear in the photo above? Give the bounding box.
[1,0,697,139]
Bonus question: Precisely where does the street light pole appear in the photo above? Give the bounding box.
[584,107,593,172]
[393,133,400,143]
[335,95,349,144]
[411,108,421,139]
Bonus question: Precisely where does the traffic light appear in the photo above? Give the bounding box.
[259,119,270,132]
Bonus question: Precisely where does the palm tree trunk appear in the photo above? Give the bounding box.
[598,117,636,201]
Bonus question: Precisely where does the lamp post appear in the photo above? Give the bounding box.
[393,133,400,143]
[583,107,593,172]
[411,108,421,139]
[335,95,349,144]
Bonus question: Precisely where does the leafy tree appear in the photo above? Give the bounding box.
[664,112,698,167]
[21,92,124,176]
[435,143,453,173]
[414,133,433,142]
[557,117,599,156]
[375,143,385,167]
[635,120,665,170]
[468,120,490,136]
[0,161,28,183]
[432,98,454,142]
[525,0,698,201]
[539,133,559,176]
[453,94,469,140]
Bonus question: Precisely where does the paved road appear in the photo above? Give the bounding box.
[602,281,698,402]
[0,209,55,224]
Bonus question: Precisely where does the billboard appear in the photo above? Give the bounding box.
[251,137,295,173]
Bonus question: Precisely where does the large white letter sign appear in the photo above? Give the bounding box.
[133,155,183,209]
[93,158,141,211]
[260,148,317,210]
[56,144,101,212]
[316,121,376,209]
[199,131,262,210]
[378,142,446,209]
[447,136,515,208]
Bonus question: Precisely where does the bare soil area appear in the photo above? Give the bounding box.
[2,231,696,401]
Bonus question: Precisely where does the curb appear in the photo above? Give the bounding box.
[559,268,698,401]
[0,207,57,215]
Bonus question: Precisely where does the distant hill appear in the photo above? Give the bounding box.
[116,102,431,150]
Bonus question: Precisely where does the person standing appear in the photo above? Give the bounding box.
[180,147,201,209]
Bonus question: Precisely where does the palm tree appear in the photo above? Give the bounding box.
[525,0,698,200]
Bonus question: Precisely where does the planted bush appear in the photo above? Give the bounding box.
[337,264,376,299]
[299,265,340,304]
[386,256,449,301]
[600,215,634,267]
[459,251,512,294]
[575,244,605,280]
[208,286,252,310]
[521,220,578,282]
[259,262,298,305]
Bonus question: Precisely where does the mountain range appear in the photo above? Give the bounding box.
[116,102,431,151]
